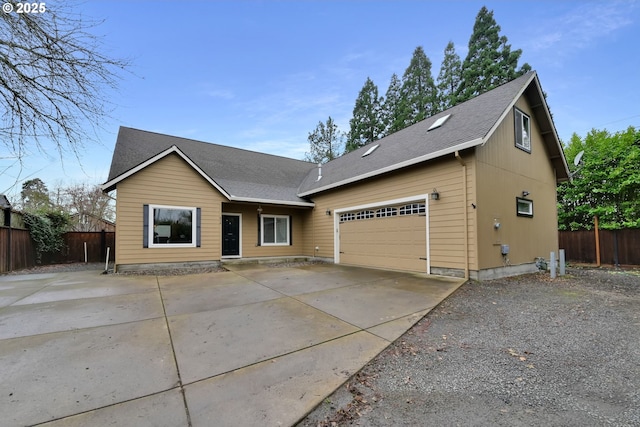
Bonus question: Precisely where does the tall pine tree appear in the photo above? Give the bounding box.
[456,6,531,102]
[381,73,403,137]
[346,77,384,153]
[399,46,438,127]
[436,41,463,111]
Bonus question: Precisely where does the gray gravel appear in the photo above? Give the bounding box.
[298,267,640,427]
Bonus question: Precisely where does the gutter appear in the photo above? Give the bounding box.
[455,150,470,280]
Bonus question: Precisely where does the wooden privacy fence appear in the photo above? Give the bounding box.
[0,227,36,273]
[45,231,115,264]
[1,230,115,273]
[559,229,640,266]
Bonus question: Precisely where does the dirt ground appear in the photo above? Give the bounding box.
[297,267,640,427]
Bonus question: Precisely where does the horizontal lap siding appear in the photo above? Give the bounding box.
[222,203,313,258]
[310,158,477,271]
[475,97,559,269]
[115,154,224,267]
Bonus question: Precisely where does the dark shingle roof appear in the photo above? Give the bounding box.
[104,127,316,205]
[104,71,568,204]
[298,72,562,195]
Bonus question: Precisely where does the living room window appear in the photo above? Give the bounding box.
[261,214,290,245]
[514,108,531,152]
[146,204,198,248]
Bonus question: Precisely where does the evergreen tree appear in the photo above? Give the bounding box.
[436,41,463,111]
[304,116,344,164]
[399,46,438,127]
[346,77,384,153]
[381,73,404,137]
[456,6,531,102]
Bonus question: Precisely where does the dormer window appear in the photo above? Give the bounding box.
[514,108,531,152]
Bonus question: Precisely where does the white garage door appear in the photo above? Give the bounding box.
[338,202,427,272]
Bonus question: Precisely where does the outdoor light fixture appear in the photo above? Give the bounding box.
[325,209,331,216]
[430,189,440,200]
[257,205,263,214]
[522,190,530,197]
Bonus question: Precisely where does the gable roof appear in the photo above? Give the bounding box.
[103,72,568,205]
[102,127,316,206]
[298,71,569,196]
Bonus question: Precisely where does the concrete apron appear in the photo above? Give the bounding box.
[0,264,464,427]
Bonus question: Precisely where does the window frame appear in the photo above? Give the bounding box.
[516,197,534,218]
[148,204,198,248]
[514,107,531,153]
[261,214,290,246]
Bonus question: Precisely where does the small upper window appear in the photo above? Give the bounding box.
[516,197,533,217]
[356,210,375,220]
[340,212,355,222]
[514,108,531,152]
[399,203,426,215]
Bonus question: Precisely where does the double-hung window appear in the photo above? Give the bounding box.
[514,108,531,152]
[261,214,290,245]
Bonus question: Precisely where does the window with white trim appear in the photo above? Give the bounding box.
[516,197,533,217]
[356,210,375,220]
[376,207,398,217]
[148,205,197,248]
[399,203,426,215]
[261,214,290,245]
[514,108,531,152]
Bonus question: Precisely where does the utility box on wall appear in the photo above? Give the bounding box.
[501,244,510,255]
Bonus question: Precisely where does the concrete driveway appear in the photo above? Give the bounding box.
[0,263,464,426]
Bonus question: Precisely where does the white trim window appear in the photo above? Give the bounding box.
[148,204,198,248]
[376,207,398,218]
[399,203,426,215]
[340,212,356,222]
[514,108,531,152]
[261,214,290,245]
[356,210,375,220]
[516,197,533,217]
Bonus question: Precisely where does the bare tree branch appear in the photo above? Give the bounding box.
[0,1,131,162]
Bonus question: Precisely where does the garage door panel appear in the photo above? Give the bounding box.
[339,214,426,272]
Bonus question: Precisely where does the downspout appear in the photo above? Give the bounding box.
[455,151,470,280]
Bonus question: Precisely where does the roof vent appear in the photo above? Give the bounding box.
[361,144,380,157]
[428,114,451,131]
[316,163,322,181]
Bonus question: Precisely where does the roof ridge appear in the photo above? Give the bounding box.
[119,126,314,165]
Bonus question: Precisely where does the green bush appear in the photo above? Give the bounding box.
[23,211,70,263]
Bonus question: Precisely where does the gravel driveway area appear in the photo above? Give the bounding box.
[298,267,640,427]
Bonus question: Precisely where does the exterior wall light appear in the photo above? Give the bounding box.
[325,209,331,216]
[257,205,263,214]
[430,189,440,200]
[522,190,530,197]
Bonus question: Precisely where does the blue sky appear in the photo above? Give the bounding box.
[2,0,639,202]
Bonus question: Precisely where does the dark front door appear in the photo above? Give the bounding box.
[222,215,240,256]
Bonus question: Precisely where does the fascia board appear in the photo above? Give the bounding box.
[298,137,484,197]
[228,195,315,208]
[101,145,232,199]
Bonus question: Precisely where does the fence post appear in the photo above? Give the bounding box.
[559,249,565,276]
[550,251,557,279]
[594,215,601,267]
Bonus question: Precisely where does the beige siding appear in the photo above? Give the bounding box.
[115,154,224,268]
[309,158,477,272]
[475,96,559,269]
[221,203,313,258]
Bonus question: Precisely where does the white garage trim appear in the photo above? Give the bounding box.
[333,194,431,273]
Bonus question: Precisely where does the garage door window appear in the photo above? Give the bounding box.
[356,210,375,220]
[376,207,398,217]
[340,212,356,222]
[399,203,425,215]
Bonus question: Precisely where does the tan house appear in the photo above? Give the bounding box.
[102,71,569,279]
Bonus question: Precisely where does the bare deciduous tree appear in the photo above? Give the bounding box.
[0,1,130,162]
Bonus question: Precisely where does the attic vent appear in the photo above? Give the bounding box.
[361,144,380,157]
[428,114,451,131]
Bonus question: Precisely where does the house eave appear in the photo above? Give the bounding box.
[297,137,484,197]
[227,196,315,208]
